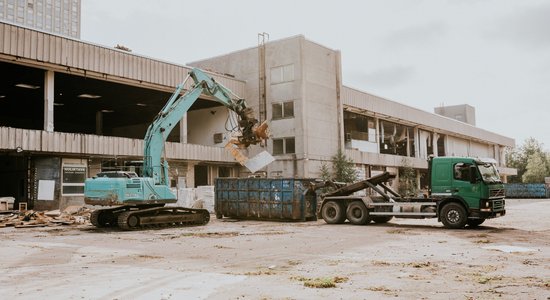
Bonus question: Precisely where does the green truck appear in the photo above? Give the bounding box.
[319,156,506,229]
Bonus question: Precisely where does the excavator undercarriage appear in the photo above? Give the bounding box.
[90,205,210,230]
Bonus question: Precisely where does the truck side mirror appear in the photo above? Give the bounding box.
[469,165,478,184]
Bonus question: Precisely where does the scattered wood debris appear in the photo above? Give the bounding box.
[0,206,91,229]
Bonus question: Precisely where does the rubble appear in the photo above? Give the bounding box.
[0,206,91,229]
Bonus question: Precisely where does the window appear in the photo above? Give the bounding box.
[273,137,295,155]
[62,164,87,195]
[271,64,294,84]
[272,101,294,120]
[453,163,471,181]
[219,166,231,178]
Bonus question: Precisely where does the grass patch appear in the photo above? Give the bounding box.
[244,270,276,276]
[291,276,349,288]
[477,275,503,284]
[367,286,392,292]
[474,239,491,244]
[405,261,434,268]
[372,260,391,266]
[287,260,301,266]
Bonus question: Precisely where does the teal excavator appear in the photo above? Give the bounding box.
[84,68,270,230]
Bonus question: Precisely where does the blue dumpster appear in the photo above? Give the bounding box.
[215,178,318,221]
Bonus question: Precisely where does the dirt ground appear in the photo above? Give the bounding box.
[0,199,549,300]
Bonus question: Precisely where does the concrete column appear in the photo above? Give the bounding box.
[433,133,439,157]
[413,127,420,158]
[179,113,188,143]
[186,162,195,188]
[95,111,103,135]
[44,70,55,132]
[406,129,411,157]
[375,118,380,153]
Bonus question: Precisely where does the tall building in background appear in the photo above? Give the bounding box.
[0,0,81,38]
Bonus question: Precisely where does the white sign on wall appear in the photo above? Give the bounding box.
[38,180,55,201]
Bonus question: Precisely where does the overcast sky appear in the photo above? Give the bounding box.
[81,0,550,150]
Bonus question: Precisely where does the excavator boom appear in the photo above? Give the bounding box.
[84,68,271,229]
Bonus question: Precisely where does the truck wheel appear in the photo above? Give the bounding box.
[467,218,485,227]
[321,201,346,224]
[372,216,393,224]
[441,203,468,229]
[346,201,370,225]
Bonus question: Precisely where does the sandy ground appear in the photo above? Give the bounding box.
[0,199,549,300]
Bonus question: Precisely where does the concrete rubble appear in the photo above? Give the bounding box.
[0,205,91,228]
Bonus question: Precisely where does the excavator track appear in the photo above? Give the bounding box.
[116,206,210,230]
[90,205,209,230]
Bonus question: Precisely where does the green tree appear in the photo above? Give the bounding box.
[319,162,331,181]
[331,149,357,183]
[522,152,549,183]
[506,137,550,183]
[398,158,418,196]
[318,150,357,183]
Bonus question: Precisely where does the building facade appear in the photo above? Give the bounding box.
[0,0,80,38]
[190,35,516,184]
[0,23,515,210]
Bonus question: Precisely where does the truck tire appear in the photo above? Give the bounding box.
[346,201,370,225]
[372,216,393,224]
[321,201,346,224]
[467,218,485,227]
[441,202,468,229]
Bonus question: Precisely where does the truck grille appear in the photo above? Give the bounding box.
[492,199,505,211]
[490,189,505,198]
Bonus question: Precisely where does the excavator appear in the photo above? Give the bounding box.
[84,68,270,230]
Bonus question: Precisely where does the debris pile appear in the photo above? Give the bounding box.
[0,206,91,229]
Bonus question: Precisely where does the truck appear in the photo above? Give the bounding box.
[319,156,506,229]
[84,68,269,230]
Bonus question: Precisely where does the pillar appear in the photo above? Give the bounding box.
[44,70,55,132]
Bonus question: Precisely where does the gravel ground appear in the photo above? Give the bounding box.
[0,199,549,300]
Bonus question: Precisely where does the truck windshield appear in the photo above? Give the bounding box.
[477,163,501,183]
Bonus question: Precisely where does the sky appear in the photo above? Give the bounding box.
[81,0,550,150]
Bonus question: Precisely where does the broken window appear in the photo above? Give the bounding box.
[343,111,375,142]
[379,120,415,157]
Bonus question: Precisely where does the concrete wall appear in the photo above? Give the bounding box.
[187,106,237,147]
[190,36,343,178]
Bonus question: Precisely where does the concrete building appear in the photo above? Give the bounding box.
[434,104,476,126]
[0,0,80,38]
[0,22,515,210]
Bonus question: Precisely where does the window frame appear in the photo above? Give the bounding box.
[61,164,87,196]
[272,100,294,120]
[272,137,296,155]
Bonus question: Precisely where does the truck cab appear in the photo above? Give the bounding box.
[430,157,506,227]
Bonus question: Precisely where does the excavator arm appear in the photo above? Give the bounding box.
[143,68,269,185]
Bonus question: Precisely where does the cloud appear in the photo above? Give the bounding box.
[486,2,550,48]
[382,21,449,48]
[348,65,416,89]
